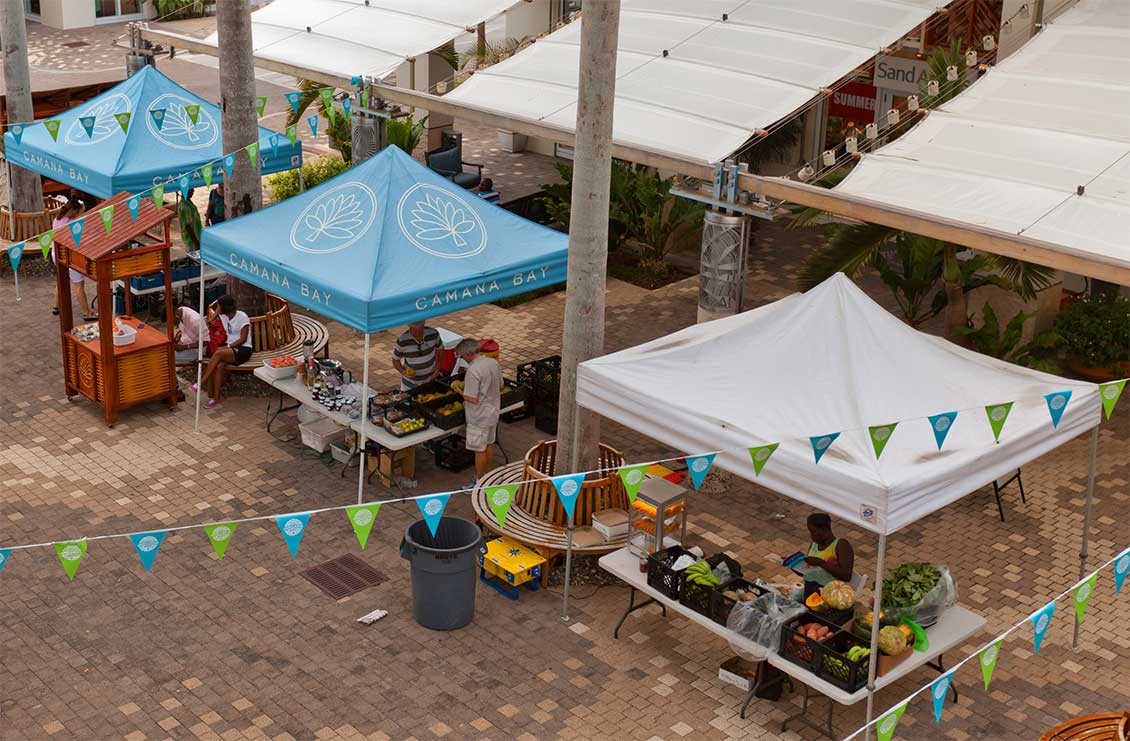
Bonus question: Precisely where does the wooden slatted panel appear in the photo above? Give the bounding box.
[117,347,173,404]
[516,441,626,527]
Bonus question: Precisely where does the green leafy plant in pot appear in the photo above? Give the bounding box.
[1054,292,1130,381]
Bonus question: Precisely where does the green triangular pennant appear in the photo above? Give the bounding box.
[980,640,1002,690]
[152,183,165,208]
[114,112,131,133]
[38,230,55,259]
[1100,380,1126,420]
[184,104,200,125]
[43,119,61,141]
[985,402,1013,442]
[256,95,267,117]
[748,443,779,476]
[345,504,380,549]
[99,205,114,234]
[54,540,87,580]
[201,162,214,187]
[618,465,649,503]
[204,523,237,560]
[319,88,336,124]
[486,484,518,528]
[868,423,897,460]
[360,89,369,108]
[1073,573,1098,624]
[245,142,259,167]
[875,703,907,741]
[286,124,298,145]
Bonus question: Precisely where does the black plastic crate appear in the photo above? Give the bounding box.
[130,272,164,291]
[517,355,561,411]
[709,578,769,626]
[429,436,474,472]
[645,545,694,601]
[408,380,456,402]
[420,396,466,430]
[679,554,743,618]
[778,614,869,694]
[534,400,558,434]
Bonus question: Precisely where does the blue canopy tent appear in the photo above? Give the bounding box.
[2,66,301,197]
[196,145,568,499]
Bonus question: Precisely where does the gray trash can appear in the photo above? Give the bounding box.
[399,516,483,630]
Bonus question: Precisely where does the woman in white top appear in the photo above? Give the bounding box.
[191,294,252,408]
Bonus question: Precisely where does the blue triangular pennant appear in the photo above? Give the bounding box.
[276,513,310,558]
[80,115,96,138]
[284,91,301,114]
[931,671,954,723]
[550,473,586,521]
[126,194,141,221]
[1030,601,1055,653]
[416,494,450,536]
[10,123,24,144]
[809,433,840,464]
[928,411,958,450]
[7,242,25,272]
[68,219,84,247]
[342,97,352,119]
[1044,390,1072,428]
[685,454,716,490]
[178,175,191,200]
[306,114,318,138]
[129,531,167,572]
[1114,548,1129,594]
[0,548,10,574]
[223,153,235,179]
[269,133,280,159]
[149,108,167,130]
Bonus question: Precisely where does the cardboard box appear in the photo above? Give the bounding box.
[718,657,759,692]
[592,508,629,540]
[378,447,415,483]
[571,526,605,548]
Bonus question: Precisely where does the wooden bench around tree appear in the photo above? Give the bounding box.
[1,196,66,243]
[202,294,329,371]
[1040,711,1129,741]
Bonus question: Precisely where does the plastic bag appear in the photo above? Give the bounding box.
[726,592,808,661]
[712,560,733,584]
[908,566,957,627]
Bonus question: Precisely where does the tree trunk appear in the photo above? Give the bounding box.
[942,244,969,344]
[2,0,45,219]
[554,2,620,473]
[216,0,266,315]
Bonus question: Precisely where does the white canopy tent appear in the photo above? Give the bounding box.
[446,0,952,164]
[836,0,1130,279]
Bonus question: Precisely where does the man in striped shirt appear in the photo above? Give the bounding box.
[392,321,442,390]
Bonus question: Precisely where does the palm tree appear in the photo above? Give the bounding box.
[285,80,351,163]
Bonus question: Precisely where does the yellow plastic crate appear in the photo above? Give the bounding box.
[479,536,547,599]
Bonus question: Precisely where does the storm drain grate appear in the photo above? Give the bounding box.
[62,41,90,48]
[300,554,386,600]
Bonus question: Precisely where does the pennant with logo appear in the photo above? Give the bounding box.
[1073,574,1097,623]
[204,523,237,560]
[550,473,586,521]
[345,504,381,549]
[68,219,84,248]
[80,115,97,138]
[875,702,907,741]
[342,97,352,119]
[43,119,61,141]
[149,108,167,130]
[38,230,55,259]
[7,242,25,272]
[360,89,369,108]
[1114,548,1130,594]
[0,548,10,574]
[151,183,165,208]
[198,162,212,188]
[276,513,310,558]
[618,465,649,503]
[184,103,200,125]
[178,175,191,200]
[126,194,141,221]
[129,531,167,572]
[810,433,840,464]
[256,95,267,118]
[99,205,114,234]
[286,123,298,145]
[1100,380,1126,420]
[10,123,24,144]
[985,402,1013,442]
[979,640,1001,690]
[284,91,301,114]
[1030,601,1055,653]
[245,142,259,167]
[269,133,280,159]
[1044,391,1072,428]
[869,423,897,460]
[319,88,335,123]
[223,153,236,179]
[417,494,450,536]
[485,484,518,528]
[748,443,778,476]
[54,540,87,580]
[114,112,131,133]
[685,454,715,490]
[928,411,958,450]
[930,671,954,723]
[306,114,319,138]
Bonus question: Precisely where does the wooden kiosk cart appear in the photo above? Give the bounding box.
[54,192,178,426]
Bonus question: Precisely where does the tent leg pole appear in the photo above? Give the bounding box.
[193,257,206,433]
[864,532,887,741]
[298,166,305,193]
[5,160,16,240]
[1073,426,1098,651]
[561,512,576,623]
[356,335,370,505]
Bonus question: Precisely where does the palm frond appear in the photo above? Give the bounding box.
[984,255,1057,301]
[798,222,897,290]
[788,169,851,228]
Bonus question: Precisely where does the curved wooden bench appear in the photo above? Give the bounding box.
[1,196,66,243]
[518,440,628,527]
[206,294,329,371]
[1040,712,1130,741]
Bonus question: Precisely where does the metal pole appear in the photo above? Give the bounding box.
[1072,425,1098,650]
[356,334,370,504]
[561,509,576,622]
[4,159,16,241]
[298,166,305,193]
[194,257,206,433]
[864,532,888,741]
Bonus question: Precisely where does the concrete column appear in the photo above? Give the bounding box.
[697,210,751,323]
[505,0,553,39]
[396,43,456,153]
[2,0,45,215]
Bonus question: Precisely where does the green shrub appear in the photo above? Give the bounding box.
[266,156,350,202]
[1054,292,1130,367]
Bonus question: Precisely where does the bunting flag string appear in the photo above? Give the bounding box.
[0,548,10,574]
[43,119,61,141]
[486,484,518,528]
[985,402,1013,442]
[417,494,450,536]
[284,91,301,114]
[246,142,260,168]
[319,88,336,124]
[201,162,214,188]
[875,703,907,741]
[151,183,165,208]
[551,473,586,521]
[114,111,132,134]
[1072,574,1097,623]
[178,174,191,200]
[1100,380,1126,420]
[1030,601,1055,653]
[342,97,352,119]
[618,465,649,503]
[276,514,310,558]
[54,540,87,580]
[930,672,954,724]
[868,423,897,460]
[307,114,319,138]
[68,220,84,248]
[1044,390,1072,428]
[37,230,55,259]
[748,443,778,476]
[223,153,236,179]
[99,205,115,234]
[7,242,25,272]
[256,95,268,118]
[346,504,380,549]
[204,523,237,560]
[286,124,298,145]
[979,640,1001,690]
[1114,548,1129,593]
[80,115,97,138]
[149,108,166,130]
[810,432,839,464]
[685,454,716,490]
[129,531,166,572]
[10,123,25,143]
[929,411,958,449]
[184,103,201,125]
[126,194,141,222]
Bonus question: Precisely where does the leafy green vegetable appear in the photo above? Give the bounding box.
[881,563,942,610]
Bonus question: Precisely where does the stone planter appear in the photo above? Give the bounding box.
[497,129,527,153]
[1066,357,1130,383]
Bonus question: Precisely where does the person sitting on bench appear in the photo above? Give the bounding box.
[173,305,207,364]
[190,294,251,409]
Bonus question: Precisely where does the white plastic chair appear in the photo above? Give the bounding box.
[849,572,868,594]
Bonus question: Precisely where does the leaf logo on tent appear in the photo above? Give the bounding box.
[748,443,778,476]
[126,195,141,222]
[286,124,298,145]
[223,153,236,179]
[99,206,114,234]
[201,162,214,188]
[319,88,336,124]
[204,523,237,560]
[417,494,450,536]
[930,671,954,723]
[928,411,958,449]
[486,484,518,528]
[129,531,166,572]
[307,114,319,138]
[152,183,165,208]
[550,473,586,521]
[1100,380,1126,420]
[979,640,1001,690]
[64,93,129,146]
[276,513,310,558]
[38,230,55,259]
[256,95,267,118]
[68,220,84,248]
[284,91,301,114]
[1044,391,1072,428]
[396,184,488,259]
[345,504,381,549]
[54,540,87,580]
[43,119,62,141]
[114,112,132,133]
[145,95,216,149]
[0,548,11,575]
[7,243,25,272]
[80,115,97,138]
[809,433,839,464]
[149,108,166,130]
[1073,574,1097,623]
[10,123,24,144]
[289,182,377,254]
[985,402,1013,442]
[868,423,897,460]
[685,454,715,490]
[1030,601,1055,653]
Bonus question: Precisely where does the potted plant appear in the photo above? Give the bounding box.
[1054,292,1130,381]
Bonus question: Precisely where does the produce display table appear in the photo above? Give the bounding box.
[598,547,985,740]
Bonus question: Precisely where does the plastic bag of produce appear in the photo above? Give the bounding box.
[881,563,957,627]
[725,592,808,660]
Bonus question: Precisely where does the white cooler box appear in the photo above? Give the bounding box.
[592,509,629,541]
[299,418,349,453]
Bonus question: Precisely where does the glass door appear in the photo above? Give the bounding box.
[24,0,41,16]
[95,0,143,21]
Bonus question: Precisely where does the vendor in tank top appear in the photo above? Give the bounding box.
[803,512,855,598]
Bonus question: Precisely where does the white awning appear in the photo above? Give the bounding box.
[201,0,522,82]
[836,0,1130,275]
[445,0,947,164]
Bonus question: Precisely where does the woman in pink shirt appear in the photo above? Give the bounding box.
[51,199,94,320]
[173,306,207,364]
